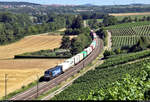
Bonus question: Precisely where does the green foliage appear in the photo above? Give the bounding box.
[114,48,121,54]
[105,21,150,30]
[60,36,71,49]
[103,16,118,26]
[70,27,92,55]
[100,50,150,68]
[121,16,133,23]
[17,49,72,58]
[80,64,150,100]
[87,19,100,29]
[71,15,83,29]
[0,12,73,45]
[129,37,150,52]
[106,21,150,50]
[119,15,150,23]
[52,50,150,100]
[103,50,115,58]
[103,48,122,58]
[96,28,107,46]
[80,12,106,20]
[3,3,150,16]
[65,28,81,35]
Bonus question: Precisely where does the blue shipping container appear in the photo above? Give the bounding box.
[51,66,62,77]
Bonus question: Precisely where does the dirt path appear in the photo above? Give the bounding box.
[106,30,112,50]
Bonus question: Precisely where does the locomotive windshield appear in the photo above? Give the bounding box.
[45,71,49,74]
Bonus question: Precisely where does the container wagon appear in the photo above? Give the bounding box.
[44,30,98,80]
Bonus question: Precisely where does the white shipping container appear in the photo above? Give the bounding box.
[58,62,72,72]
[64,58,75,66]
[77,53,84,61]
[84,47,92,55]
[84,48,89,55]
[73,55,80,64]
[90,45,94,50]
[88,47,92,54]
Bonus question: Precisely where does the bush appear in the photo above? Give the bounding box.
[21,85,25,89]
[114,48,121,54]
[65,28,81,35]
[104,50,115,58]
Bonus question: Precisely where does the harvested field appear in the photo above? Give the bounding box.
[109,12,150,16]
[0,33,76,98]
[0,59,65,98]
[0,34,62,59]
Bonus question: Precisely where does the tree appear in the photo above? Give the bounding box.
[71,15,83,29]
[114,48,121,54]
[129,37,150,52]
[134,17,138,22]
[103,16,118,26]
[60,36,71,49]
[103,50,115,58]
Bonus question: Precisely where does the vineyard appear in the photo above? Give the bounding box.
[109,25,150,36]
[52,50,150,100]
[106,22,150,50]
[112,36,142,49]
[106,21,150,29]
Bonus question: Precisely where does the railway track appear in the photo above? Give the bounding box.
[10,37,103,100]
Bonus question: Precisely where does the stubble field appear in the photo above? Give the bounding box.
[0,34,66,98]
[109,12,150,16]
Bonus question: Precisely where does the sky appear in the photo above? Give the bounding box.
[0,0,150,5]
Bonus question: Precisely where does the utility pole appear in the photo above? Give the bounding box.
[36,74,39,98]
[5,74,7,100]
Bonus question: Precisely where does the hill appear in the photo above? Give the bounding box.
[0,2,40,6]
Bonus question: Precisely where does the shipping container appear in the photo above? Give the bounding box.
[81,51,87,58]
[73,55,80,64]
[90,45,94,50]
[88,47,92,54]
[77,53,84,61]
[84,47,92,55]
[64,58,75,66]
[58,62,72,72]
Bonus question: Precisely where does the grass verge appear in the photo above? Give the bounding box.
[0,80,38,100]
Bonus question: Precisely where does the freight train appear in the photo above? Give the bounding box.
[44,30,97,80]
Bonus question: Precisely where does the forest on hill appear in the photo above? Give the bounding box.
[0,12,75,45]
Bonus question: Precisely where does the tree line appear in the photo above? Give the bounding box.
[0,12,75,45]
[60,15,92,55]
